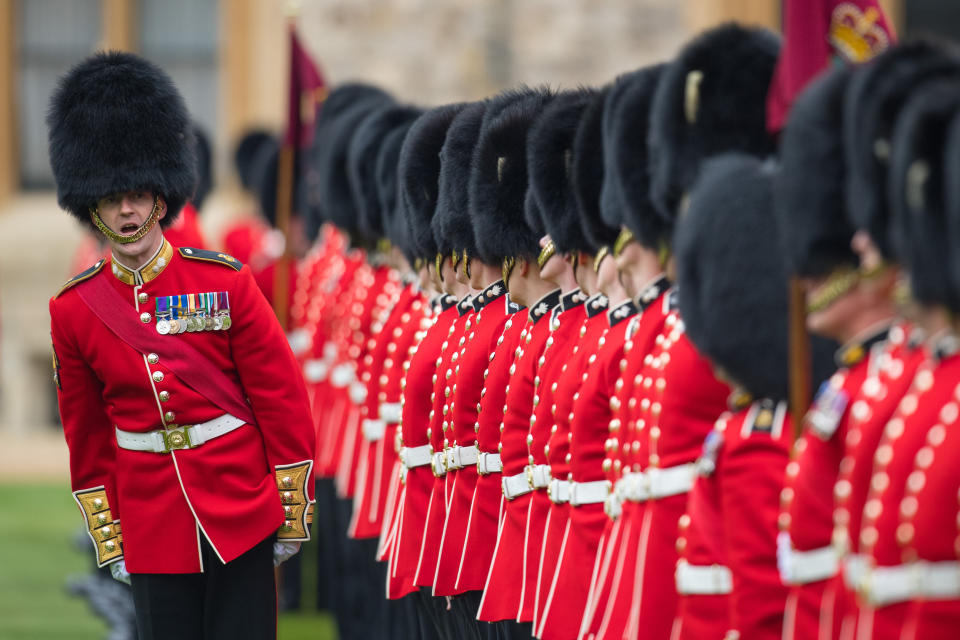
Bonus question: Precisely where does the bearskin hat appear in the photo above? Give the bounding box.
[946,114,960,294]
[470,86,555,264]
[235,130,276,191]
[775,66,857,279]
[192,124,212,211]
[648,24,780,221]
[843,39,960,259]
[889,80,960,311]
[604,65,672,250]
[676,153,836,400]
[375,116,421,261]
[434,102,488,261]
[47,51,197,227]
[398,103,468,261]
[527,88,597,254]
[572,86,618,253]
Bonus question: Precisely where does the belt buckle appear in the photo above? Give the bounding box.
[431,452,446,477]
[526,465,535,489]
[478,453,489,476]
[162,425,192,452]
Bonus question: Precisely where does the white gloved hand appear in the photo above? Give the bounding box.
[273,541,301,567]
[110,559,131,585]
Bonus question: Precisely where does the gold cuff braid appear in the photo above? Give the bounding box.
[275,461,314,540]
[73,487,123,567]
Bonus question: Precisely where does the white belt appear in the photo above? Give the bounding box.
[330,363,355,388]
[526,464,552,489]
[548,479,571,504]
[843,553,868,592]
[618,472,649,502]
[477,452,503,475]
[675,560,733,595]
[502,471,533,500]
[362,419,386,442]
[646,463,696,499]
[861,561,960,606]
[303,358,329,383]
[116,414,246,453]
[349,381,368,405]
[777,534,838,585]
[431,451,447,477]
[400,445,433,470]
[446,445,479,470]
[570,480,610,506]
[379,402,403,424]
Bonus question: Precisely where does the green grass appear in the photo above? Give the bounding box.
[0,484,337,639]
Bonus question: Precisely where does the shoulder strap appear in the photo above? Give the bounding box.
[74,274,256,425]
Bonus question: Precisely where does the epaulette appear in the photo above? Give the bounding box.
[56,259,105,297]
[743,398,786,439]
[178,247,243,271]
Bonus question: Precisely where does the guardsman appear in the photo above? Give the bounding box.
[522,88,597,633]
[895,81,960,639]
[163,124,210,251]
[672,153,830,638]
[48,52,315,639]
[578,64,674,640]
[473,87,558,638]
[413,101,484,638]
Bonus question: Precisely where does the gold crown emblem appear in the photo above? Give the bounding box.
[828,3,891,63]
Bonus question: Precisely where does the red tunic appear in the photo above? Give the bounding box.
[537,299,638,640]
[434,281,513,595]
[51,239,315,574]
[477,289,561,622]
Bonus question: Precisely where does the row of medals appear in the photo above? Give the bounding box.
[156,313,232,335]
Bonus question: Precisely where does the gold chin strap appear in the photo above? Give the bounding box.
[568,251,580,271]
[502,256,517,286]
[461,249,471,279]
[537,240,556,269]
[451,249,460,270]
[657,239,671,270]
[806,262,889,315]
[612,228,634,258]
[594,246,610,273]
[89,196,163,245]
[436,253,446,280]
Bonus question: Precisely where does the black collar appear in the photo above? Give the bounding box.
[635,275,671,312]
[559,288,587,312]
[472,280,507,312]
[607,299,639,327]
[506,295,524,314]
[930,331,960,363]
[438,294,459,312]
[585,293,609,318]
[528,289,562,324]
[834,324,891,368]
[457,294,475,316]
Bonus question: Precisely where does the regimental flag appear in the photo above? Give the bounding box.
[767,0,896,134]
[284,24,327,150]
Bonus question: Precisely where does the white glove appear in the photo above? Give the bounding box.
[273,541,301,567]
[110,559,131,585]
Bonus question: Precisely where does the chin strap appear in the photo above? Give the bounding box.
[537,240,556,269]
[806,262,889,315]
[89,196,163,245]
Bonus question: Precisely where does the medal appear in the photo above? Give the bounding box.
[213,316,223,330]
[220,316,232,330]
[205,317,215,331]
[156,319,171,335]
[155,297,172,335]
[168,319,181,334]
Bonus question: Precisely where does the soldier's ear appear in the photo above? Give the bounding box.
[157,195,168,220]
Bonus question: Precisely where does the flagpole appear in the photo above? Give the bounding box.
[788,277,811,440]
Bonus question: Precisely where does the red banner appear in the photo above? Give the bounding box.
[284,23,327,149]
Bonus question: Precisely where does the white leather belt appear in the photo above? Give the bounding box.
[431,452,447,477]
[618,472,649,502]
[329,363,355,388]
[362,419,386,442]
[400,445,433,470]
[502,471,533,500]
[860,561,960,606]
[349,381,368,405]
[843,553,868,592]
[526,464,552,489]
[675,560,733,595]
[548,479,571,504]
[303,358,329,383]
[477,452,503,475]
[646,463,696,499]
[116,414,246,453]
[570,480,610,506]
[445,445,479,470]
[777,534,838,584]
[379,402,403,424]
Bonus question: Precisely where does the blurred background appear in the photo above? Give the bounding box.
[0,0,946,637]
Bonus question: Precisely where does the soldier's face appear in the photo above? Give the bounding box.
[96,189,167,261]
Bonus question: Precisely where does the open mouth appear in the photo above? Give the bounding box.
[119,222,141,236]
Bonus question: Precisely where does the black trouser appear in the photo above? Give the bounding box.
[130,534,276,640]
[313,478,338,612]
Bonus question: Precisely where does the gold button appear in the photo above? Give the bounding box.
[93,498,104,509]
[284,506,293,518]
[159,391,170,402]
[138,292,148,304]
[147,353,159,364]
[163,411,175,422]
[140,312,151,323]
[96,513,108,525]
[152,371,164,382]
[281,476,293,488]
[105,540,116,552]
[282,491,294,503]
[99,525,112,538]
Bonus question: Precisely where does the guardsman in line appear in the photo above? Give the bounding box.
[577,64,673,640]
[473,87,559,638]
[774,42,956,640]
[413,101,484,639]
[534,87,613,640]
[163,124,210,251]
[48,52,315,640]
[382,104,468,640]
[522,87,598,634]
[895,81,960,639]
[672,153,833,638]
